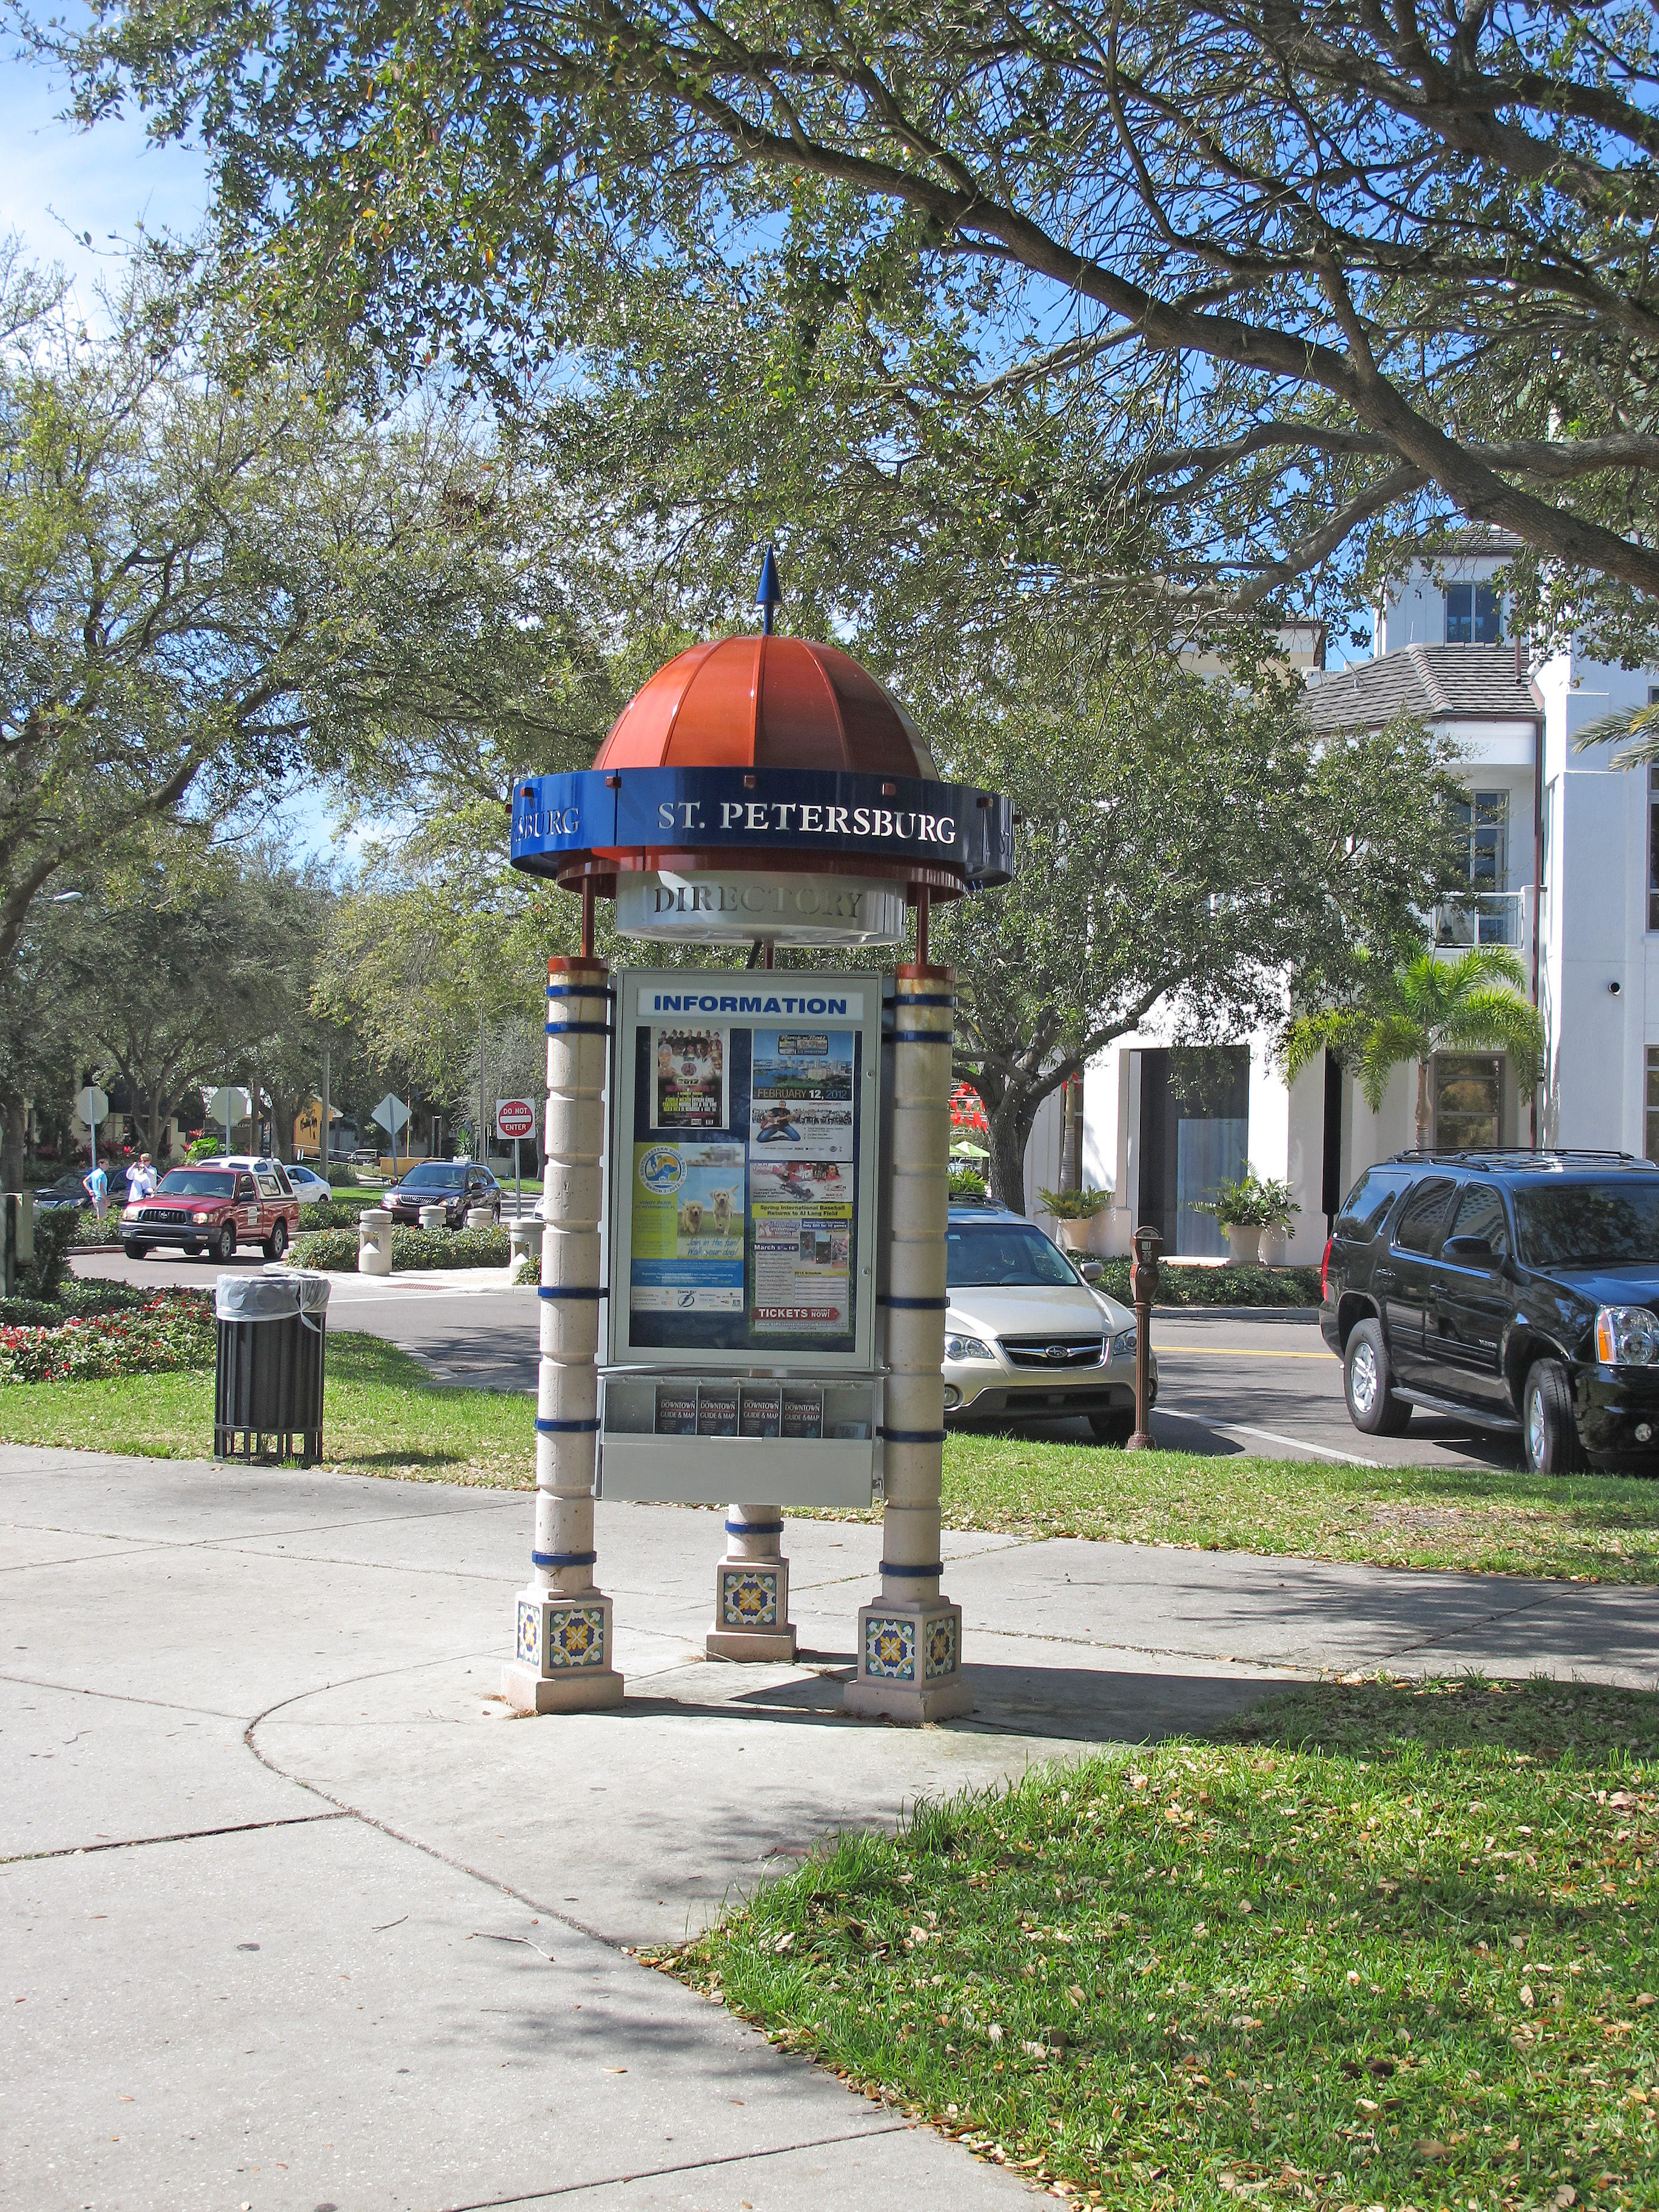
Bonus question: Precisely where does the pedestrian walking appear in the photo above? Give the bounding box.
[82,1160,109,1223]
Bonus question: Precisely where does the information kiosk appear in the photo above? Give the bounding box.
[500,560,1013,1720]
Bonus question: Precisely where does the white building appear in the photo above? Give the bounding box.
[1024,533,1658,1262]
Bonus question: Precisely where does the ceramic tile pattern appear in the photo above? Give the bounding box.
[515,1600,540,1666]
[863,1614,916,1682]
[721,1569,779,1629]
[548,1605,606,1669]
[923,1611,959,1680]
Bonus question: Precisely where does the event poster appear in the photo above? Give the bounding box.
[629,1140,746,1315]
[652,1025,728,1131]
[626,1011,861,1353]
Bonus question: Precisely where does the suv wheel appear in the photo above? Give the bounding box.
[266,1218,288,1261]
[123,1238,144,1260]
[1344,1319,1412,1436]
[213,1221,236,1265]
[1088,1409,1135,1446]
[1523,1358,1587,1475]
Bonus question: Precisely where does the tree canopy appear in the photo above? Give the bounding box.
[47,0,1659,650]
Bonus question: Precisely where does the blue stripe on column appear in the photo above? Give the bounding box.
[532,1549,597,1569]
[546,984,615,999]
[538,1284,608,1300]
[879,1426,948,1444]
[546,1021,613,1036]
[885,1031,954,1046]
[879,1560,945,1579]
[535,1416,602,1434]
[725,1519,785,1537]
[882,993,957,1007]
[879,1295,948,1309]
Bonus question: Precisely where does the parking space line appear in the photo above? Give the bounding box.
[1155,1406,1383,1469]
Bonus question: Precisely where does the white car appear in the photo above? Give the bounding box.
[940,1205,1157,1445]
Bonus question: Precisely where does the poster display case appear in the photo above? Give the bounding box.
[598,968,885,1506]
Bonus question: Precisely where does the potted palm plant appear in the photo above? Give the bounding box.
[1039,1184,1110,1252]
[1201,1172,1272,1265]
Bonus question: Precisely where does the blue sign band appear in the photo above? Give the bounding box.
[725,1519,785,1537]
[511,765,1014,887]
[538,1284,608,1300]
[532,1549,597,1570]
[879,1560,945,1580]
[535,1416,602,1434]
[880,1426,948,1444]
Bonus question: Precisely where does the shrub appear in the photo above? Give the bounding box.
[513,1253,540,1286]
[19,1208,78,1300]
[0,1290,215,1382]
[297,1198,351,1231]
[948,1168,987,1202]
[1037,1184,1110,1219]
[0,1281,153,1329]
[286,1223,512,1272]
[1088,1260,1323,1308]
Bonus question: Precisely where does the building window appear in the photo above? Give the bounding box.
[1446,582,1501,644]
[1648,1048,1659,1165]
[1452,789,1509,890]
[1434,1054,1503,1152]
[1650,765,1659,933]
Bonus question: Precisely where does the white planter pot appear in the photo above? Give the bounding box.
[1226,1224,1260,1267]
[1085,1209,1118,1256]
[1054,1216,1092,1253]
[1257,1225,1289,1267]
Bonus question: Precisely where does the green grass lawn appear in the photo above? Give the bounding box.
[654,1678,1659,2211]
[0,1331,532,1484]
[3,1354,1658,1581]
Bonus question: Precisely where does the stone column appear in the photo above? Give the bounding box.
[845,964,971,1721]
[707,1501,797,1662]
[501,955,624,1714]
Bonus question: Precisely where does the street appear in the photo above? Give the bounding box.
[75,1251,1524,1472]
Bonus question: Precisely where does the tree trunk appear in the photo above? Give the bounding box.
[1,1098,24,1191]
[987,1093,1041,1216]
[1415,1057,1432,1151]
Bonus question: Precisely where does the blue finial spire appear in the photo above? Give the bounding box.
[755,542,783,635]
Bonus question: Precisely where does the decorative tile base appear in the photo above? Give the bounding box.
[501,1584,623,1713]
[843,1596,971,1723]
[706,1556,796,1663]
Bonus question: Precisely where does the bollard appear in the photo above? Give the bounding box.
[466,1204,494,1232]
[357,1207,392,1277]
[508,1215,546,1272]
[845,962,971,1723]
[1125,1224,1162,1450]
[501,954,623,1714]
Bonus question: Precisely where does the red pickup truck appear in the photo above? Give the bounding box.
[122,1164,300,1264]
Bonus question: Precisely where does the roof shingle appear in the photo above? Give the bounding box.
[1304,643,1541,732]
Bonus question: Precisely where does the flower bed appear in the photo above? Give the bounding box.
[286,1224,512,1273]
[0,1281,154,1330]
[0,1291,216,1383]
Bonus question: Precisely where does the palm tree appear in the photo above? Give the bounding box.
[1282,947,1545,1152]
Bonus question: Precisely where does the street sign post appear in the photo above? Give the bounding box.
[73,1085,110,1167]
[497,1098,535,1205]
[371,1093,411,1172]
[205,1085,252,1159]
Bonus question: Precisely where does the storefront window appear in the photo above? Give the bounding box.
[1434,1055,1503,1153]
[1649,765,1659,932]
[1647,1047,1659,1165]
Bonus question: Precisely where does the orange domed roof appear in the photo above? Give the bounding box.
[592,634,940,780]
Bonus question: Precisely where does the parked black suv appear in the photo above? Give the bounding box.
[1320,1150,1659,1473]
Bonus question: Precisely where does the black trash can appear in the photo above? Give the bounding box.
[214,1272,330,1464]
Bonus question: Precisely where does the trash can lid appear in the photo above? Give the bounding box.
[215,1271,332,1322]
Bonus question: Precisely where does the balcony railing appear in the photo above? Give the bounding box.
[1432,891,1526,950]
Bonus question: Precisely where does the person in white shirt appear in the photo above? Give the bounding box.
[127,1154,158,1202]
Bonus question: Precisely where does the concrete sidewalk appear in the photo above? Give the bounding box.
[5,1449,1656,2212]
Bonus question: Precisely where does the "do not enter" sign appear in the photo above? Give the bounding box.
[496,1099,535,1143]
